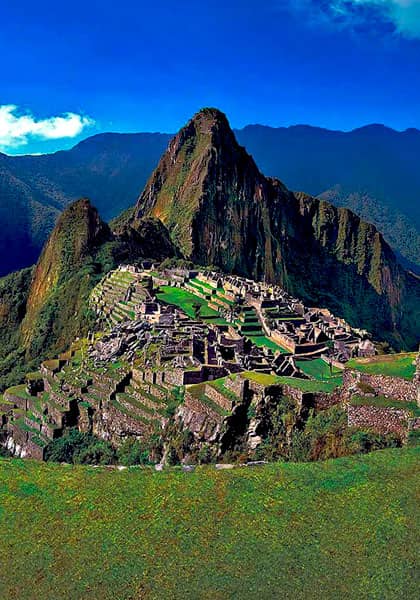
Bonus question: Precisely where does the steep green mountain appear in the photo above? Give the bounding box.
[134,108,420,349]
[318,186,420,271]
[2,120,420,277]
[0,267,34,390]
[0,198,176,390]
[235,124,420,271]
[20,198,113,358]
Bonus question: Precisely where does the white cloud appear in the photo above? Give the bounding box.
[0,105,94,150]
[284,0,420,39]
[379,0,420,37]
[339,0,420,37]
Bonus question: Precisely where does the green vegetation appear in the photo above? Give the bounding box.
[0,267,36,391]
[44,429,116,465]
[302,406,401,460]
[0,448,418,599]
[350,395,420,418]
[296,358,343,388]
[297,357,341,379]
[116,438,152,466]
[346,353,417,380]
[252,402,401,463]
[157,285,220,319]
[240,371,340,392]
[247,335,289,353]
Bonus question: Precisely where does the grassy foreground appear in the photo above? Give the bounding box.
[0,448,419,600]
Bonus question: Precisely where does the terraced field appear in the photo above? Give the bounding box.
[346,353,417,380]
[248,335,290,353]
[240,371,341,393]
[0,448,418,599]
[156,286,221,319]
[296,358,343,389]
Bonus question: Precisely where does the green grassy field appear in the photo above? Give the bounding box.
[248,335,290,353]
[346,353,417,380]
[156,286,220,318]
[297,358,343,389]
[0,448,418,599]
[241,371,341,392]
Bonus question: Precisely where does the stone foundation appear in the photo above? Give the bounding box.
[347,404,409,435]
[343,369,416,402]
[204,385,233,412]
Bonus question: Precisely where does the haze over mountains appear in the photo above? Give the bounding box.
[1,118,419,277]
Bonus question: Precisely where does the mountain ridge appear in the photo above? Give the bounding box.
[1,119,420,276]
[133,108,420,348]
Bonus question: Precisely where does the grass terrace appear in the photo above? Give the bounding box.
[248,335,289,354]
[5,384,32,400]
[350,395,420,418]
[0,448,418,599]
[208,377,240,404]
[346,353,417,380]
[156,286,220,319]
[187,382,230,416]
[297,358,343,388]
[240,371,341,393]
[190,277,217,290]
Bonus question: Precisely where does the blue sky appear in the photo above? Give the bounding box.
[1,0,420,154]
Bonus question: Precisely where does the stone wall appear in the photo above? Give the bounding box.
[4,390,28,411]
[347,404,409,435]
[78,405,91,433]
[93,403,147,444]
[180,393,224,442]
[343,369,416,402]
[281,384,306,407]
[163,369,185,387]
[225,376,248,399]
[248,380,267,397]
[270,331,296,353]
[5,426,45,460]
[311,387,345,411]
[204,385,233,412]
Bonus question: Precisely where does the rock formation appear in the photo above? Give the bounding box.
[133,108,420,348]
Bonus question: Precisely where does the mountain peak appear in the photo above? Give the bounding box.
[21,198,111,349]
[133,107,264,260]
[169,107,237,155]
[190,107,230,128]
[131,109,419,348]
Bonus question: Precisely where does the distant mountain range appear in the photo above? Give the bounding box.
[236,123,420,272]
[1,121,419,276]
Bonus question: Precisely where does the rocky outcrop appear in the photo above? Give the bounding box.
[21,199,111,345]
[0,198,177,390]
[133,108,420,349]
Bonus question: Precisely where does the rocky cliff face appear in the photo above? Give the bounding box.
[134,108,420,348]
[21,199,112,357]
[0,198,176,390]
